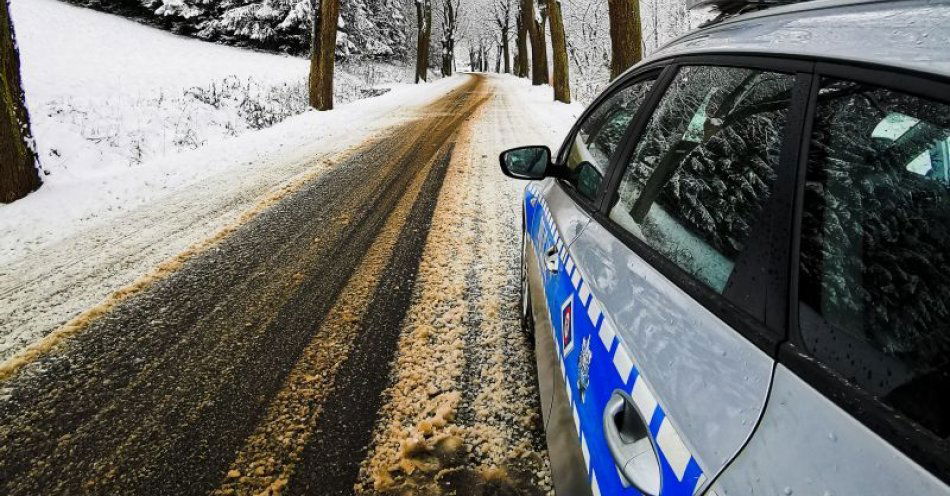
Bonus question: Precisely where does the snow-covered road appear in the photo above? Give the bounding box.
[0,73,584,495]
[0,77,469,363]
[1,0,465,362]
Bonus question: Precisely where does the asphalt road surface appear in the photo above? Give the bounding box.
[0,74,539,496]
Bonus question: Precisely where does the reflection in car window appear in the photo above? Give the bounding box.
[799,78,950,438]
[609,65,794,292]
[564,79,655,201]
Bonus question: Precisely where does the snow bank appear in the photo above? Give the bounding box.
[488,74,586,150]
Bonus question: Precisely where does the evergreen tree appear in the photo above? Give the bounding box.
[65,0,410,59]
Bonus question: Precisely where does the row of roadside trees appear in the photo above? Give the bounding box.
[1,0,648,203]
[308,0,645,108]
[408,0,645,105]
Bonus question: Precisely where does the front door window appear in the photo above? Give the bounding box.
[563,79,656,201]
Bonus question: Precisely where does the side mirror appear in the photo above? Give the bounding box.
[499,146,552,180]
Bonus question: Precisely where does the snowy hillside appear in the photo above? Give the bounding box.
[11,0,410,180]
[1,0,417,261]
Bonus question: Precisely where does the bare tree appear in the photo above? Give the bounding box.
[469,43,478,71]
[514,10,529,78]
[493,0,512,73]
[495,40,502,72]
[415,0,433,83]
[440,0,460,76]
[546,0,570,103]
[309,0,340,110]
[1,0,41,203]
[607,0,642,79]
[522,0,547,85]
[562,1,610,102]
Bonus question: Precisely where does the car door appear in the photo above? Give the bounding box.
[525,71,661,496]
[562,62,805,495]
[709,67,950,495]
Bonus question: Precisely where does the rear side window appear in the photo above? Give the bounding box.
[799,78,950,438]
[563,78,655,201]
[609,65,795,293]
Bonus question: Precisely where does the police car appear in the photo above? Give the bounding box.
[500,0,950,494]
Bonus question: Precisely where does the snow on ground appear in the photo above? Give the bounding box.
[0,0,468,362]
[0,73,465,361]
[3,0,409,260]
[0,3,586,380]
[356,74,583,495]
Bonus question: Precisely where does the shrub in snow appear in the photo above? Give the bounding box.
[33,60,408,178]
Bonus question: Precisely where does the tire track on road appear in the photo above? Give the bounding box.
[284,144,455,496]
[355,79,552,496]
[0,76,486,496]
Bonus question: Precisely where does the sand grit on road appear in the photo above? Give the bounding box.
[0,73,581,496]
[356,77,561,496]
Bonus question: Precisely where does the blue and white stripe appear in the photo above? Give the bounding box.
[524,183,705,496]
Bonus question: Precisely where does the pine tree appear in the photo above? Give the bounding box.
[1,0,41,203]
[608,0,642,79]
[69,0,410,59]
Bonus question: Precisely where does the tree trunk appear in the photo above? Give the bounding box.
[523,0,548,86]
[0,0,40,203]
[608,0,642,80]
[495,43,502,72]
[537,8,549,82]
[415,0,432,83]
[547,0,570,103]
[514,12,528,78]
[501,29,510,73]
[441,0,456,77]
[309,0,340,110]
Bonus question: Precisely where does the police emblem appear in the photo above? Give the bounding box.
[577,336,592,402]
[561,296,574,355]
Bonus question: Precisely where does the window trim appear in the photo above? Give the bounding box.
[593,56,813,356]
[553,64,672,211]
[784,64,950,483]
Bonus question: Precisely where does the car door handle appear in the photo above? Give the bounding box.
[603,391,661,496]
[544,247,559,273]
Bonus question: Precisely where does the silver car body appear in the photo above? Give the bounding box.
[520,1,950,495]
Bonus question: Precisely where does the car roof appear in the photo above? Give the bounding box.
[647,0,950,79]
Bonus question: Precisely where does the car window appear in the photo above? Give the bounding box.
[798,77,950,438]
[563,78,655,201]
[609,65,795,293]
